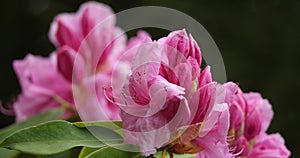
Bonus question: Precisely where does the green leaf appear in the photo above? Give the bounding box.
[38,147,81,158]
[85,144,142,158]
[0,148,19,158]
[73,121,123,136]
[0,108,64,144]
[78,147,99,158]
[0,120,119,155]
[73,121,122,129]
[8,147,81,158]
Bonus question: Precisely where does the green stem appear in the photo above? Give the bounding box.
[160,148,167,158]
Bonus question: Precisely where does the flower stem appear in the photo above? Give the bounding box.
[160,148,167,158]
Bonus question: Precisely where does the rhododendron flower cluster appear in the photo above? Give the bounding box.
[3,1,290,157]
[12,2,124,122]
[106,30,236,156]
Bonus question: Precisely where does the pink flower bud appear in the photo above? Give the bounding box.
[159,29,202,66]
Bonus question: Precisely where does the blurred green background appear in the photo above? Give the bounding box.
[0,0,299,157]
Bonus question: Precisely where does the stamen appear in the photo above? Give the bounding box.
[227,135,235,142]
[103,86,115,103]
[103,86,138,106]
[229,146,237,152]
[233,145,245,156]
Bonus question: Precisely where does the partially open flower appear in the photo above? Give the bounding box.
[224,87,290,157]
[49,1,128,121]
[106,29,236,156]
[49,1,127,78]
[13,1,128,122]
[247,133,291,158]
[13,54,73,122]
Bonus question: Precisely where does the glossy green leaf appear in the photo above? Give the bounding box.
[38,147,81,158]
[73,121,122,129]
[73,121,123,136]
[0,108,64,144]
[0,120,114,155]
[85,144,142,158]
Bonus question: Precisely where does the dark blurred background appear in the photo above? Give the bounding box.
[0,0,299,157]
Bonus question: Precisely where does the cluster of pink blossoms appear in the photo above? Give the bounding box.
[8,2,290,157]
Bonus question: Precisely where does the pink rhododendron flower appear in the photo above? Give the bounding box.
[195,82,238,158]
[125,31,152,52]
[49,1,128,121]
[231,91,274,156]
[49,1,113,49]
[57,45,85,83]
[107,29,236,156]
[4,1,290,157]
[228,88,246,140]
[73,73,121,121]
[158,29,202,66]
[49,1,125,69]
[243,92,274,136]
[13,54,73,122]
[224,88,290,157]
[247,133,291,158]
[118,30,152,63]
[13,1,128,122]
